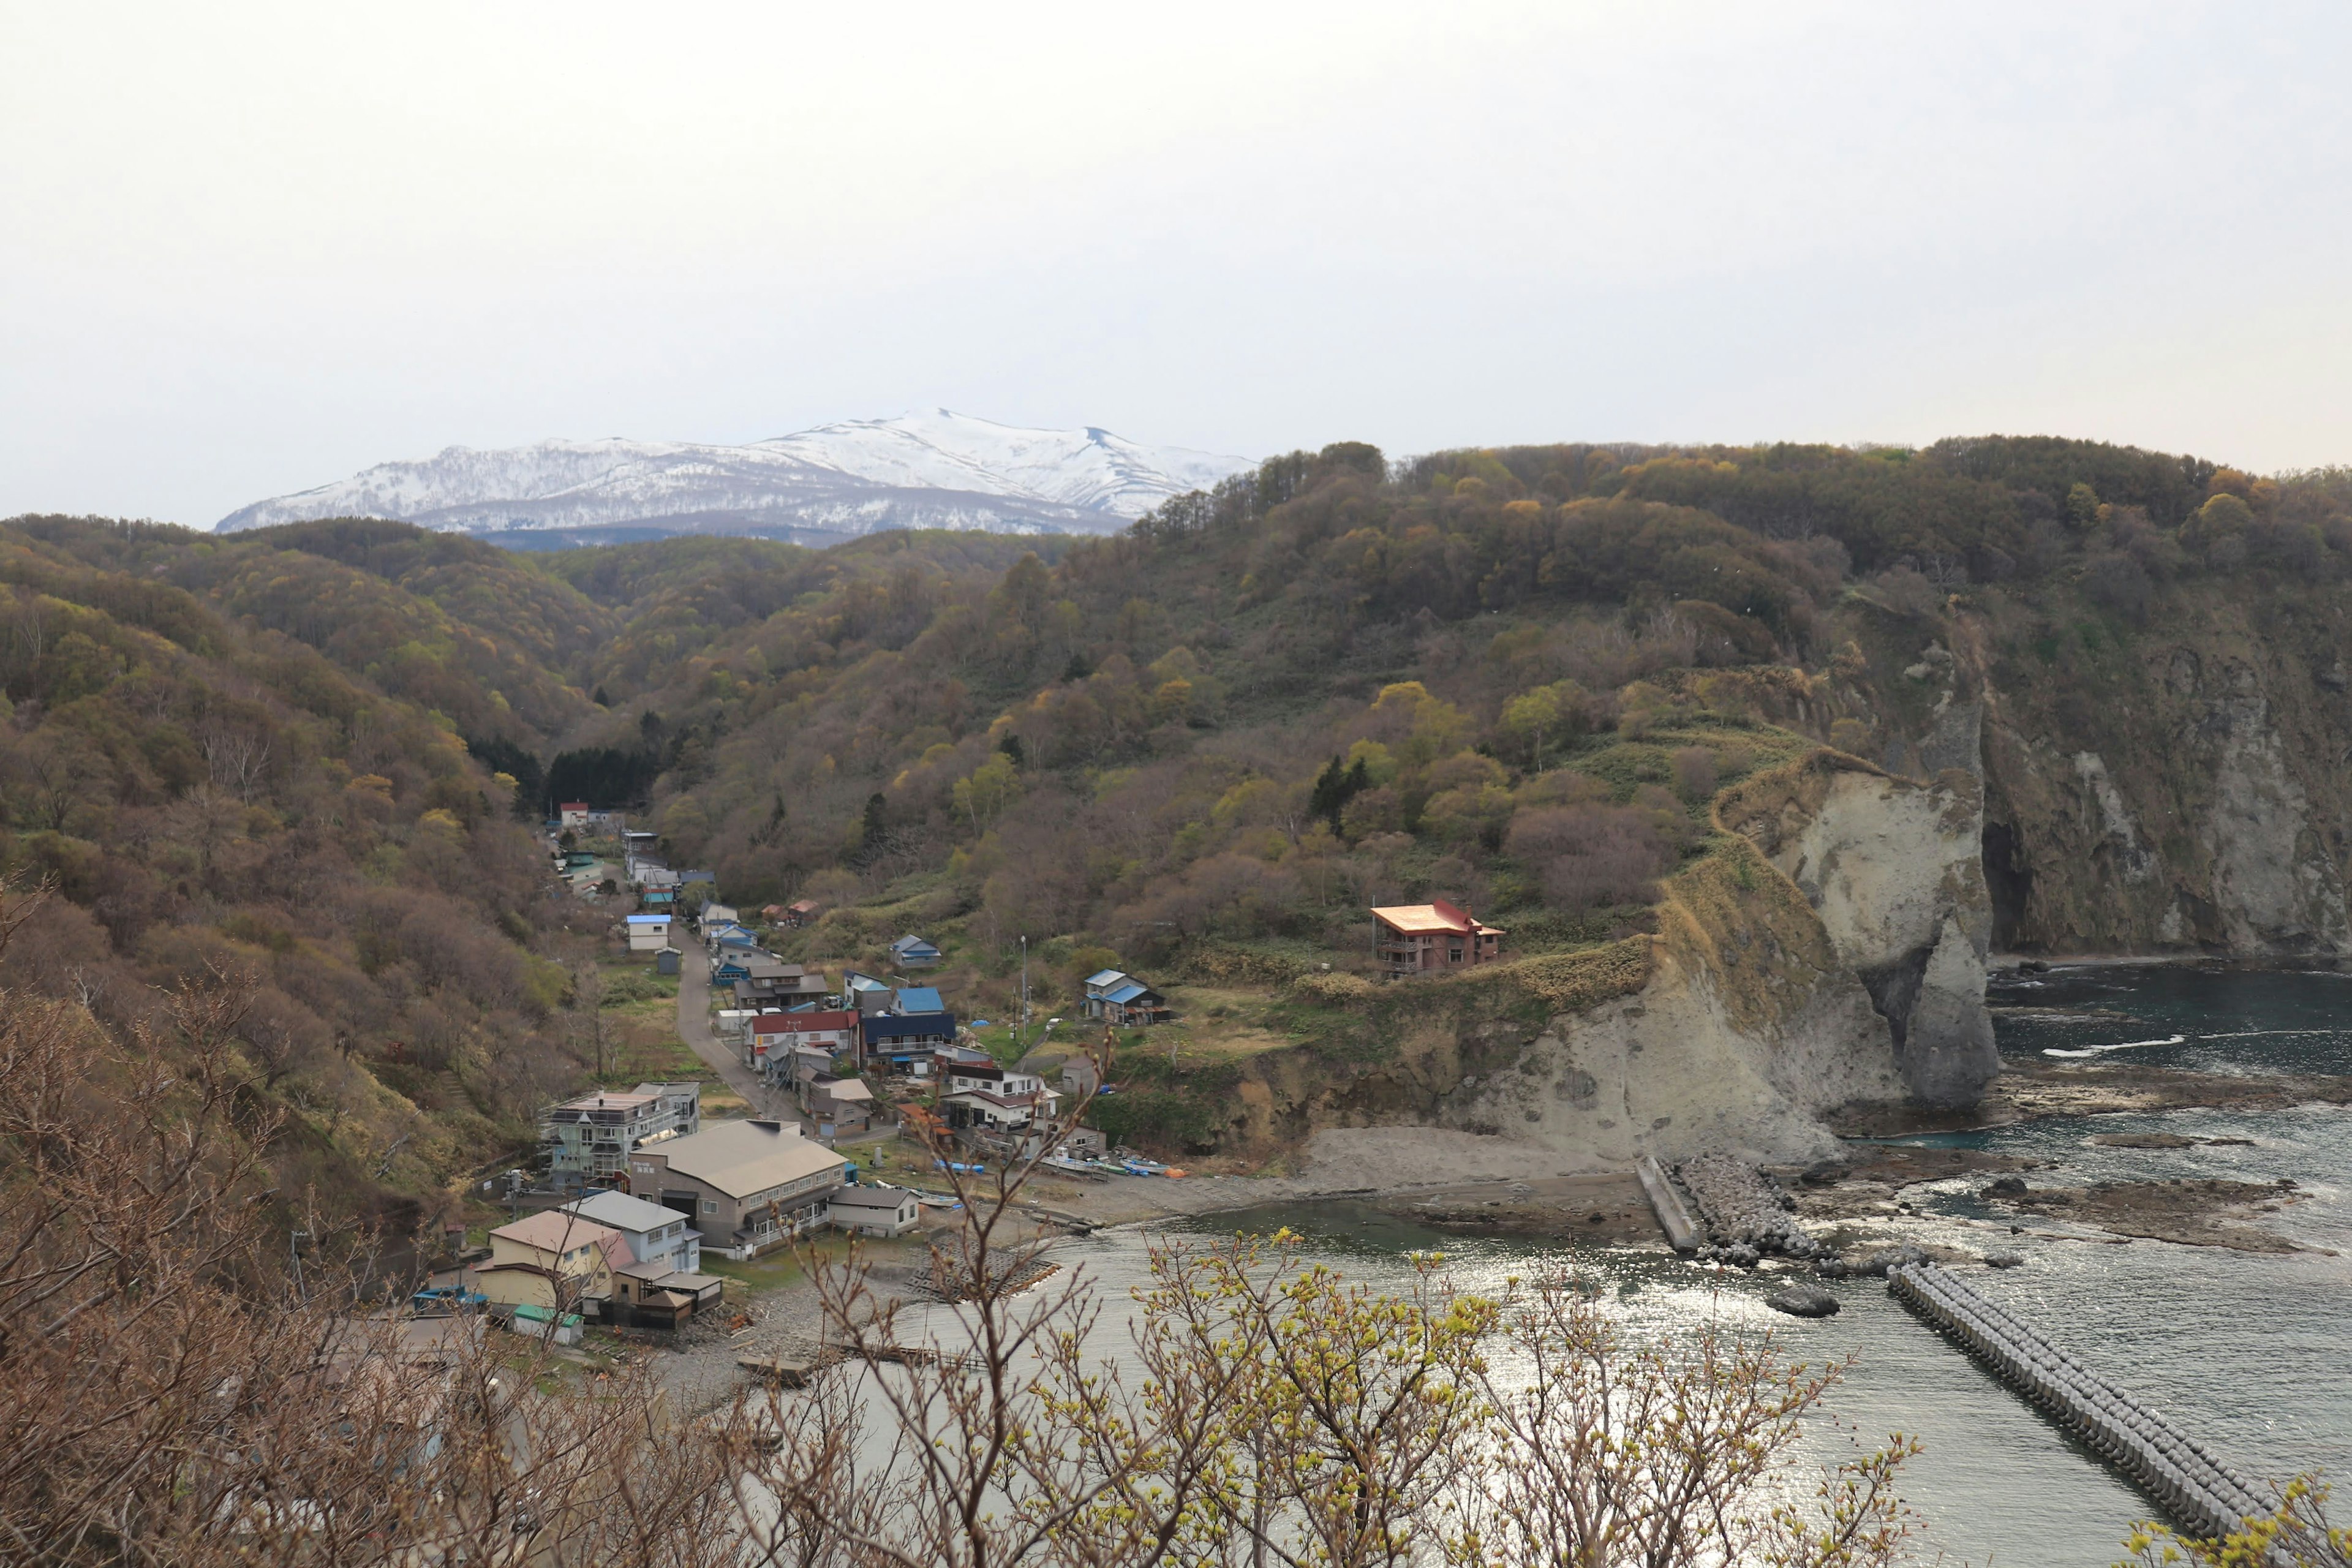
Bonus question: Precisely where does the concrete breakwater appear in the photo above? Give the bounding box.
[1890,1262,2269,1539]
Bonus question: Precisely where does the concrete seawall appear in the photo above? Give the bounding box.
[1890,1262,2268,1539]
[1636,1155,1700,1252]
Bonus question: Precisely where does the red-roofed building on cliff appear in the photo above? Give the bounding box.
[1371,899,1504,978]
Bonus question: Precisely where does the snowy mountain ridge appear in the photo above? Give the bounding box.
[214,411,1254,541]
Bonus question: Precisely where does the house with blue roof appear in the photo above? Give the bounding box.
[889,933,941,968]
[1082,968,1172,1026]
[892,986,943,1014]
[842,971,895,1015]
[624,914,673,953]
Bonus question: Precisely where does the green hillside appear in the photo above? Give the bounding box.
[7,432,2351,1180]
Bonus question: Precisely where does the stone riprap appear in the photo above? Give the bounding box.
[1890,1263,2269,1538]
[1671,1153,1816,1265]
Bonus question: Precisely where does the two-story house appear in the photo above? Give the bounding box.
[1370,899,1504,978]
[1080,968,1174,1026]
[557,1187,723,1326]
[939,1060,1060,1132]
[747,1008,858,1075]
[473,1208,621,1316]
[861,986,956,1073]
[558,1188,702,1275]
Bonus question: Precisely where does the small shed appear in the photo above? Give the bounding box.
[655,946,681,976]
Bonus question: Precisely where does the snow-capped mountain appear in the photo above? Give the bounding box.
[214,411,1254,541]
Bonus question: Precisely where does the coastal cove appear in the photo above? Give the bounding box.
[986,963,2352,1566]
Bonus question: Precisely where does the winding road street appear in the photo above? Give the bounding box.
[676,952,799,1121]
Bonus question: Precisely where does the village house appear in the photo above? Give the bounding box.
[889,933,941,968]
[861,986,956,1074]
[624,913,672,952]
[703,921,761,955]
[780,898,822,927]
[827,1184,921,1237]
[773,1042,836,1093]
[555,1188,723,1327]
[939,1060,1059,1133]
[1080,968,1174,1026]
[627,1118,851,1260]
[732,961,829,1009]
[806,1076,874,1137]
[559,802,590,830]
[538,1083,701,1188]
[472,1208,620,1316]
[1370,899,1504,978]
[842,971,894,1014]
[745,1008,858,1074]
[558,1188,701,1275]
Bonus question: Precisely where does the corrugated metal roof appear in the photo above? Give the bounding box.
[1370,903,1472,934]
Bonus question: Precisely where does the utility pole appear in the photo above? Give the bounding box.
[288,1228,309,1305]
[1020,935,1030,1032]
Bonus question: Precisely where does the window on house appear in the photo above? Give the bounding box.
[701,1200,718,1215]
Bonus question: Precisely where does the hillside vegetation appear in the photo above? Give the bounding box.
[7,433,2351,1178]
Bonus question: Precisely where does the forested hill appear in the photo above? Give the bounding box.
[497,434,2352,966]
[6,432,2352,1189]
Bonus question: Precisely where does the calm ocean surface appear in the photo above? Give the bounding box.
[1038,965,2352,1567]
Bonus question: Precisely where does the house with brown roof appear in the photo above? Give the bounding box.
[1370,899,1504,978]
[472,1208,622,1316]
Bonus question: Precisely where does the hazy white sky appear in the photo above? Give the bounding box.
[4,1,2348,525]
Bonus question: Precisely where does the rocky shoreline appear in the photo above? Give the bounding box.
[1831,1061,2352,1136]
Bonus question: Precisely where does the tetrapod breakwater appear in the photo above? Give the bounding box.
[1890,1262,2268,1539]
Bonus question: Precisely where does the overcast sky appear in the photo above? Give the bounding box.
[3,1,2348,526]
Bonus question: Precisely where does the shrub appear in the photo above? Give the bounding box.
[1506,804,1680,911]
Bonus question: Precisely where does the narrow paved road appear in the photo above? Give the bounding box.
[676,953,799,1121]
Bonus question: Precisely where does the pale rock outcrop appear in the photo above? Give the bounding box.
[1442,751,1983,1164]
[1743,763,1999,1104]
[1446,937,1890,1166]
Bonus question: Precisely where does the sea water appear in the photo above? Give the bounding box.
[1039,965,2352,1566]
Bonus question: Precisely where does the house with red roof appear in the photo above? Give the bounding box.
[1370,899,1504,979]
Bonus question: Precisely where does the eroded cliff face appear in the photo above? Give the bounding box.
[1915,592,2352,956]
[1722,756,1999,1103]
[1220,748,1993,1168]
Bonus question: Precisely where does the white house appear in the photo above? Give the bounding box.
[558,1186,703,1275]
[625,914,672,952]
[940,1061,1059,1133]
[827,1184,921,1238]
